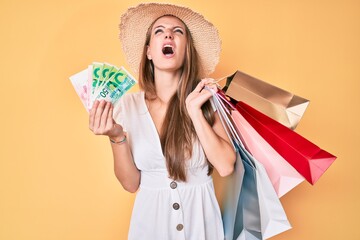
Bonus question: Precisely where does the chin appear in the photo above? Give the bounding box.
[158,64,183,72]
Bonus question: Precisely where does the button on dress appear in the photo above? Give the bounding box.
[114,92,224,240]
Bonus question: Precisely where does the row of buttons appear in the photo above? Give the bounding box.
[170,181,183,232]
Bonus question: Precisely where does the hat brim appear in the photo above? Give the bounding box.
[119,3,221,78]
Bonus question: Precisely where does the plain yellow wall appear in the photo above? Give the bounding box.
[0,0,359,239]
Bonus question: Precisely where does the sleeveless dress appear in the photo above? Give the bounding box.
[114,91,224,240]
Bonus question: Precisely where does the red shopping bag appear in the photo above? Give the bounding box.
[236,101,337,185]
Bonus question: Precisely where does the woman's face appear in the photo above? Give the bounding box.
[147,16,187,74]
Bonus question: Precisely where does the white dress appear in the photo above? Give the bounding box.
[114,91,224,240]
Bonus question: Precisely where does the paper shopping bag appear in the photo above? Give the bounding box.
[232,143,262,240]
[219,71,309,129]
[231,110,304,197]
[228,144,291,240]
[236,101,337,185]
[238,145,291,239]
[222,151,245,240]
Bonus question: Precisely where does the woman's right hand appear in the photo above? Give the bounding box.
[89,100,124,139]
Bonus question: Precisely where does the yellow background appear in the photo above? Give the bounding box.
[0,0,359,239]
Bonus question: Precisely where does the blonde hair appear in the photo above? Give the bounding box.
[138,16,214,181]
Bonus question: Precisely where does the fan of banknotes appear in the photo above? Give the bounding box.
[69,62,137,111]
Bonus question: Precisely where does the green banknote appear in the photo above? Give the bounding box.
[91,62,103,102]
[98,63,114,87]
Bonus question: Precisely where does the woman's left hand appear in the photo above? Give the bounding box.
[185,78,217,119]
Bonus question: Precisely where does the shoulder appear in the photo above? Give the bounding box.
[115,91,144,105]
[116,91,144,108]
[113,91,144,126]
[113,91,145,119]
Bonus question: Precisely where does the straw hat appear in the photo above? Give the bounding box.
[119,2,221,78]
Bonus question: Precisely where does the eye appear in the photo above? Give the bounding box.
[154,29,163,34]
[174,28,184,34]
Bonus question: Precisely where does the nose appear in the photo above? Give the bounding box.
[164,30,173,39]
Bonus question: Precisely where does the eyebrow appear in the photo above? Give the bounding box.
[153,25,185,30]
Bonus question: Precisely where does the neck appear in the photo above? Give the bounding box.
[153,69,182,103]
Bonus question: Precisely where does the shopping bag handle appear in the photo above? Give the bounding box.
[206,87,245,151]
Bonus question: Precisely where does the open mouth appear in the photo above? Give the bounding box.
[162,45,174,56]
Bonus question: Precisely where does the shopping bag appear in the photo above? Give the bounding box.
[238,145,291,239]
[233,143,262,240]
[219,71,309,129]
[222,150,245,240]
[236,101,337,185]
[224,143,291,240]
[231,110,304,197]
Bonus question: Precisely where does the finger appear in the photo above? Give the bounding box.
[193,80,206,93]
[100,101,111,130]
[198,78,216,92]
[105,104,114,131]
[197,88,213,102]
[200,78,217,90]
[94,100,106,131]
[205,82,218,93]
[202,78,214,85]
[89,100,100,130]
[189,89,213,108]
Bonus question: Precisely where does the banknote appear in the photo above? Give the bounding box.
[70,62,137,111]
[69,68,89,110]
[91,62,103,104]
[87,65,92,109]
[98,62,114,88]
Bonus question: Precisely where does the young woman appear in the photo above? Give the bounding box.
[89,3,236,240]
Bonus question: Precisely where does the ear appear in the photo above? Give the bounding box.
[146,45,152,60]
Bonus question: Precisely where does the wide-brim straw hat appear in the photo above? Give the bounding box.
[119,2,221,78]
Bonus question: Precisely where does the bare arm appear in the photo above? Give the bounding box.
[89,100,140,193]
[186,80,236,177]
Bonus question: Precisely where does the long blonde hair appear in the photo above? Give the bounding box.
[139,16,214,181]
